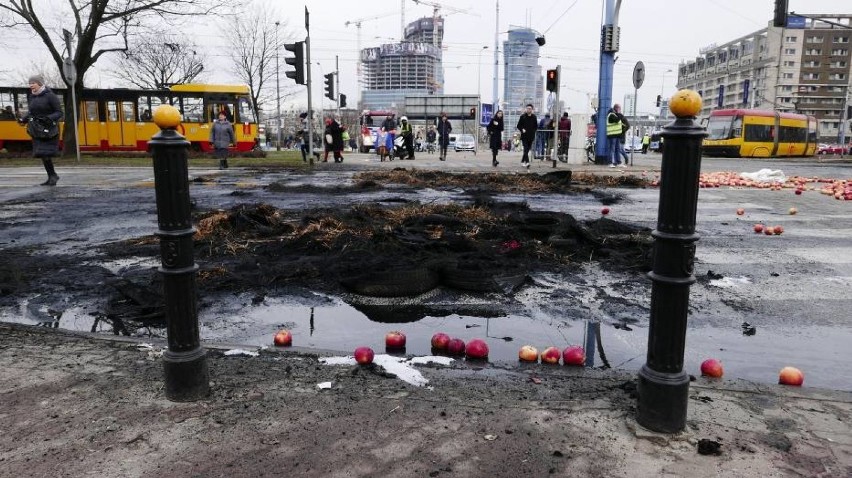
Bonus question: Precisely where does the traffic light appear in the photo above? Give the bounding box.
[339,93,347,108]
[324,73,335,101]
[546,69,558,93]
[656,95,662,107]
[773,0,788,27]
[284,41,305,85]
[469,107,475,118]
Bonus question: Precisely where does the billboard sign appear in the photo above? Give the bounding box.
[480,103,493,126]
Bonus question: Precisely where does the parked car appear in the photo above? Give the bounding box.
[623,135,643,152]
[454,134,476,153]
[817,144,848,155]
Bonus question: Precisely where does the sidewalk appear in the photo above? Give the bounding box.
[2,323,849,477]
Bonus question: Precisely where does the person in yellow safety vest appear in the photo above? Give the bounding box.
[605,104,630,167]
[399,116,415,159]
[641,133,651,154]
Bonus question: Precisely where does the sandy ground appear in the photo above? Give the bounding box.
[1,323,850,478]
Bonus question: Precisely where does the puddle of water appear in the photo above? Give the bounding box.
[709,276,752,288]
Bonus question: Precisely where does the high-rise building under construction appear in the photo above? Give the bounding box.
[360,16,445,110]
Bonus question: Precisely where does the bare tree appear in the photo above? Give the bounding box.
[0,0,226,155]
[111,34,206,89]
[225,4,296,121]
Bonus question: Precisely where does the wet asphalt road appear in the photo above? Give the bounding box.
[1,149,851,390]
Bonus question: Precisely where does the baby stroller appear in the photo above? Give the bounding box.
[425,141,436,154]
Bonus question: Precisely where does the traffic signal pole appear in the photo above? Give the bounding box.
[594,0,621,164]
[305,7,314,163]
[335,55,340,118]
[550,65,561,168]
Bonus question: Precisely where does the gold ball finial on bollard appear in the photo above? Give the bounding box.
[152,104,182,129]
[668,89,703,118]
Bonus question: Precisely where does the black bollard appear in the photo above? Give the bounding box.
[149,106,209,401]
[636,92,707,433]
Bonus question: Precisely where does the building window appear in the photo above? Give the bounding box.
[804,61,821,67]
[781,85,793,92]
[783,61,795,67]
[785,36,797,42]
[828,86,844,92]
[833,36,849,43]
[830,49,849,55]
[801,73,819,80]
[784,48,796,55]
[783,72,794,79]
[829,73,847,80]
[805,49,821,55]
[806,36,823,43]
[830,61,848,68]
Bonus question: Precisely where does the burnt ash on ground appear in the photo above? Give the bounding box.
[1,169,653,330]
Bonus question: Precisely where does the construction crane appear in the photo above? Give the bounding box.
[345,12,399,81]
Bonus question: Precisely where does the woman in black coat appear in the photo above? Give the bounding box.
[486,110,504,167]
[23,75,63,186]
[323,116,344,163]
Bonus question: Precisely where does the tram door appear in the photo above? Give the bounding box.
[81,101,102,148]
[106,101,137,148]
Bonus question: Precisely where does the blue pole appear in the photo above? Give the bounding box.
[594,0,618,164]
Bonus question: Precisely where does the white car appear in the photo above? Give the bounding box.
[454,134,476,153]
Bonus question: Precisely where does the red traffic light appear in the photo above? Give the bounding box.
[546,69,558,92]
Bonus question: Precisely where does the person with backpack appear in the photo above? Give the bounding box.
[21,75,62,186]
[606,104,630,167]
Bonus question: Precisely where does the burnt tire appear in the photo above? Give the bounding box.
[440,257,526,293]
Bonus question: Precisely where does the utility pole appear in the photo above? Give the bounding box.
[492,0,500,111]
[550,65,561,168]
[275,21,282,151]
[335,55,340,118]
[594,0,622,164]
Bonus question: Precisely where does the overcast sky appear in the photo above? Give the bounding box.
[1,0,849,115]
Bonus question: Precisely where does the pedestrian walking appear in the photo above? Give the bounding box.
[21,75,62,186]
[425,125,437,154]
[437,113,452,161]
[516,104,538,168]
[486,110,504,167]
[298,112,309,162]
[641,132,650,154]
[209,111,235,169]
[606,104,630,167]
[323,116,344,163]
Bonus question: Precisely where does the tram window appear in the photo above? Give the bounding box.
[85,102,98,122]
[122,102,135,122]
[210,103,234,122]
[138,95,152,121]
[238,97,255,123]
[107,101,118,122]
[16,94,29,120]
[0,92,16,119]
[181,96,204,123]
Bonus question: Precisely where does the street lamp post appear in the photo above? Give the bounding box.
[275,21,282,151]
[477,46,489,153]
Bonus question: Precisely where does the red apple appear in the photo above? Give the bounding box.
[778,366,804,386]
[385,331,406,349]
[540,346,561,364]
[273,329,292,347]
[562,346,586,366]
[788,207,797,215]
[518,345,539,362]
[431,332,451,350]
[601,207,610,215]
[794,189,803,195]
[736,208,745,215]
[764,227,774,236]
[753,224,764,233]
[446,338,466,356]
[700,358,724,378]
[354,346,374,365]
[773,225,784,235]
[465,339,489,360]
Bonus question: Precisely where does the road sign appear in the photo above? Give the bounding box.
[480,103,493,126]
[632,61,645,89]
[63,57,77,84]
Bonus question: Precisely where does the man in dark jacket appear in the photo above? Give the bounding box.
[22,75,62,186]
[436,113,452,161]
[516,104,538,168]
[486,110,504,167]
[558,112,572,160]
